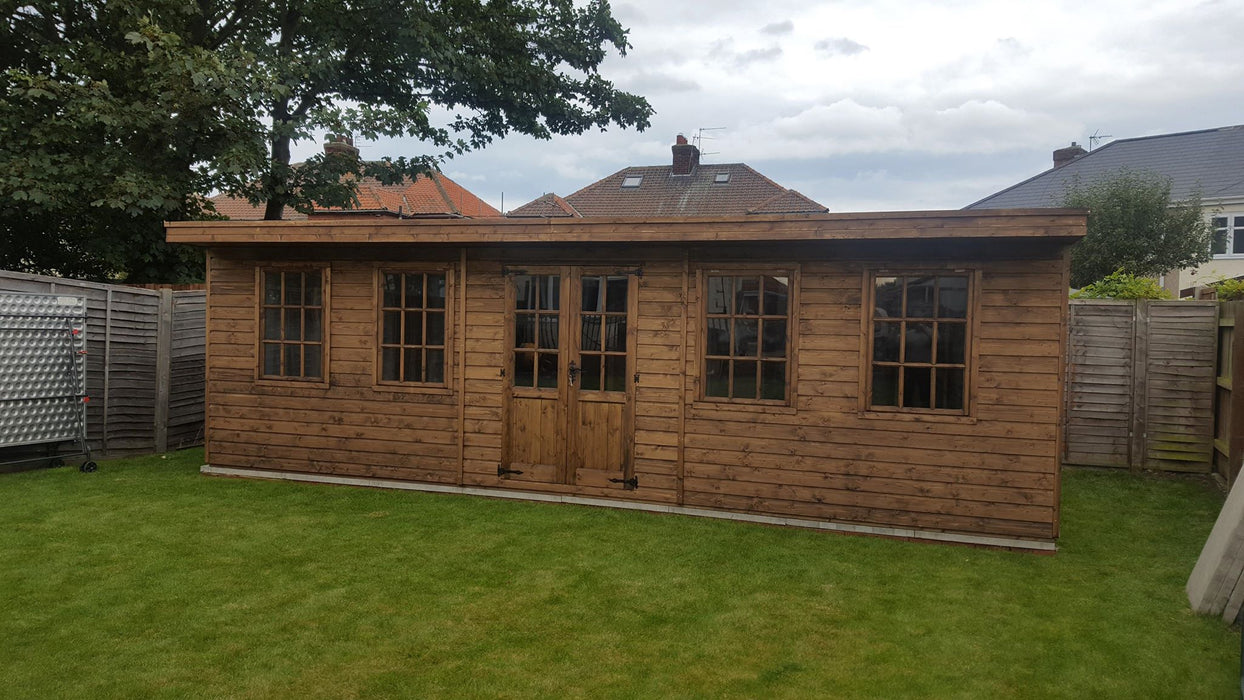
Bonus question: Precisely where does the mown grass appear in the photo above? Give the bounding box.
[0,449,1237,698]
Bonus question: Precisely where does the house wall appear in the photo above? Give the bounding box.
[203,239,1068,543]
[1166,198,1244,295]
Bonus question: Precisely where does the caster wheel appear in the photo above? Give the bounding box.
[80,462,98,473]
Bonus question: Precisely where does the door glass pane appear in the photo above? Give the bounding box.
[903,366,932,408]
[581,315,602,351]
[905,322,933,363]
[761,319,786,357]
[605,316,627,352]
[761,361,785,400]
[605,276,628,312]
[580,354,601,391]
[284,272,303,306]
[381,347,400,381]
[537,352,559,388]
[936,368,965,410]
[426,311,445,346]
[604,355,626,392]
[283,344,301,377]
[514,275,536,310]
[515,314,535,349]
[732,360,758,399]
[304,272,322,306]
[263,272,282,305]
[426,349,445,384]
[706,276,731,314]
[872,366,898,406]
[404,311,423,345]
[538,275,560,311]
[382,273,401,307]
[382,311,401,344]
[906,277,935,318]
[706,318,730,356]
[405,273,424,308]
[538,315,559,350]
[304,345,322,379]
[513,351,535,387]
[304,309,322,342]
[874,277,902,318]
[262,309,281,340]
[874,321,900,362]
[763,276,788,316]
[936,322,966,364]
[403,348,422,382]
[734,318,758,357]
[938,276,968,318]
[427,274,447,309]
[705,359,729,397]
[582,276,603,312]
[734,276,760,315]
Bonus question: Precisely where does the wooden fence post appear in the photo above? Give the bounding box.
[1229,303,1244,485]
[154,288,173,453]
[1129,300,1150,471]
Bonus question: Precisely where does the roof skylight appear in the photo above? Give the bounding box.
[621,175,643,188]
[714,173,730,183]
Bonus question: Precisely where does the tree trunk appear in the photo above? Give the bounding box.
[264,105,292,221]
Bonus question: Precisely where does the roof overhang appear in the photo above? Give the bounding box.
[167,209,1087,246]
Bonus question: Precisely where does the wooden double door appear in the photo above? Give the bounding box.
[502,266,638,489]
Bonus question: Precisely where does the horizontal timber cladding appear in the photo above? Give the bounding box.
[197,215,1077,545]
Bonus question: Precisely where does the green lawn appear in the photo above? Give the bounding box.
[1,450,1238,698]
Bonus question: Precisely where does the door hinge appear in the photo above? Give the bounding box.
[609,476,639,490]
[498,465,524,477]
[633,372,640,384]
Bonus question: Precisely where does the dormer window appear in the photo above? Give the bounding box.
[714,173,730,184]
[621,175,643,188]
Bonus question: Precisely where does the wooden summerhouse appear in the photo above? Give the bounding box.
[168,210,1084,549]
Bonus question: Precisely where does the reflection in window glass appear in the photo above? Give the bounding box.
[704,272,791,402]
[260,270,324,379]
[869,273,969,411]
[379,271,449,385]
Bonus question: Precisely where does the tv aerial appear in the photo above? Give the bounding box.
[1088,129,1112,151]
[694,127,726,157]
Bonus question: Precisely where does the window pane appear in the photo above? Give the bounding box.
[382,273,401,307]
[304,345,322,379]
[761,319,786,358]
[734,318,758,357]
[538,315,559,350]
[936,368,965,410]
[937,276,968,318]
[537,352,558,388]
[937,322,966,364]
[906,277,935,318]
[426,312,445,346]
[514,351,535,387]
[735,276,760,315]
[381,347,400,381]
[405,273,424,308]
[1233,232,1244,256]
[1235,216,1244,228]
[872,365,898,406]
[903,366,932,408]
[427,274,446,309]
[283,308,301,340]
[284,344,301,377]
[403,348,422,382]
[263,343,280,376]
[263,272,282,305]
[705,359,730,397]
[1213,217,1228,228]
[763,276,789,316]
[905,322,933,363]
[304,272,322,306]
[262,308,281,340]
[706,276,731,314]
[425,349,445,384]
[875,277,903,318]
[582,276,603,312]
[304,309,322,342]
[284,272,303,306]
[581,315,602,351]
[538,275,560,311]
[605,316,627,352]
[706,318,730,356]
[732,360,758,399]
[761,361,785,400]
[404,311,423,345]
[605,276,628,312]
[515,313,535,349]
[1213,229,1229,255]
[580,354,601,390]
[873,321,901,362]
[382,311,401,345]
[514,275,536,310]
[604,355,627,392]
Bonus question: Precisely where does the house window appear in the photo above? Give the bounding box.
[703,272,791,402]
[379,271,448,385]
[1212,215,1244,257]
[869,273,970,412]
[260,269,325,379]
[621,175,643,188]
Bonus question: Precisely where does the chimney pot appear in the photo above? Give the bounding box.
[1053,141,1087,168]
[676,134,688,145]
[324,134,360,159]
[671,135,699,176]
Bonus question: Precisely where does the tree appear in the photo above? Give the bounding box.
[1063,170,1213,288]
[0,1,653,280]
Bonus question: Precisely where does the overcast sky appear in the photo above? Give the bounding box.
[293,0,1244,213]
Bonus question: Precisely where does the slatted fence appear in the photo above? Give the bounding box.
[0,270,205,456]
[1065,299,1216,472]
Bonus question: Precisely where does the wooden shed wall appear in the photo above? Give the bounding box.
[203,242,1066,542]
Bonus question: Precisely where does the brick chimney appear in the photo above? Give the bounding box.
[671,134,699,176]
[1053,142,1087,169]
[324,134,359,159]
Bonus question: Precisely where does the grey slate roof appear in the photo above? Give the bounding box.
[966,125,1244,209]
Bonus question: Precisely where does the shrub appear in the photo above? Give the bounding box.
[1214,278,1244,301]
[1071,270,1172,300]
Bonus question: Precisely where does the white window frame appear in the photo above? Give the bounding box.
[1211,213,1244,259]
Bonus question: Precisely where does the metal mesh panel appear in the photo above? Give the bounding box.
[0,293,87,448]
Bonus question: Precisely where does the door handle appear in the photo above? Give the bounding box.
[568,360,580,386]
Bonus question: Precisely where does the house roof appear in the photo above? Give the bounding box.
[209,171,501,220]
[967,124,1244,209]
[506,193,581,218]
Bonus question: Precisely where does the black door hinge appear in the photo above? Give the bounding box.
[498,466,524,477]
[633,372,640,384]
[609,476,639,490]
